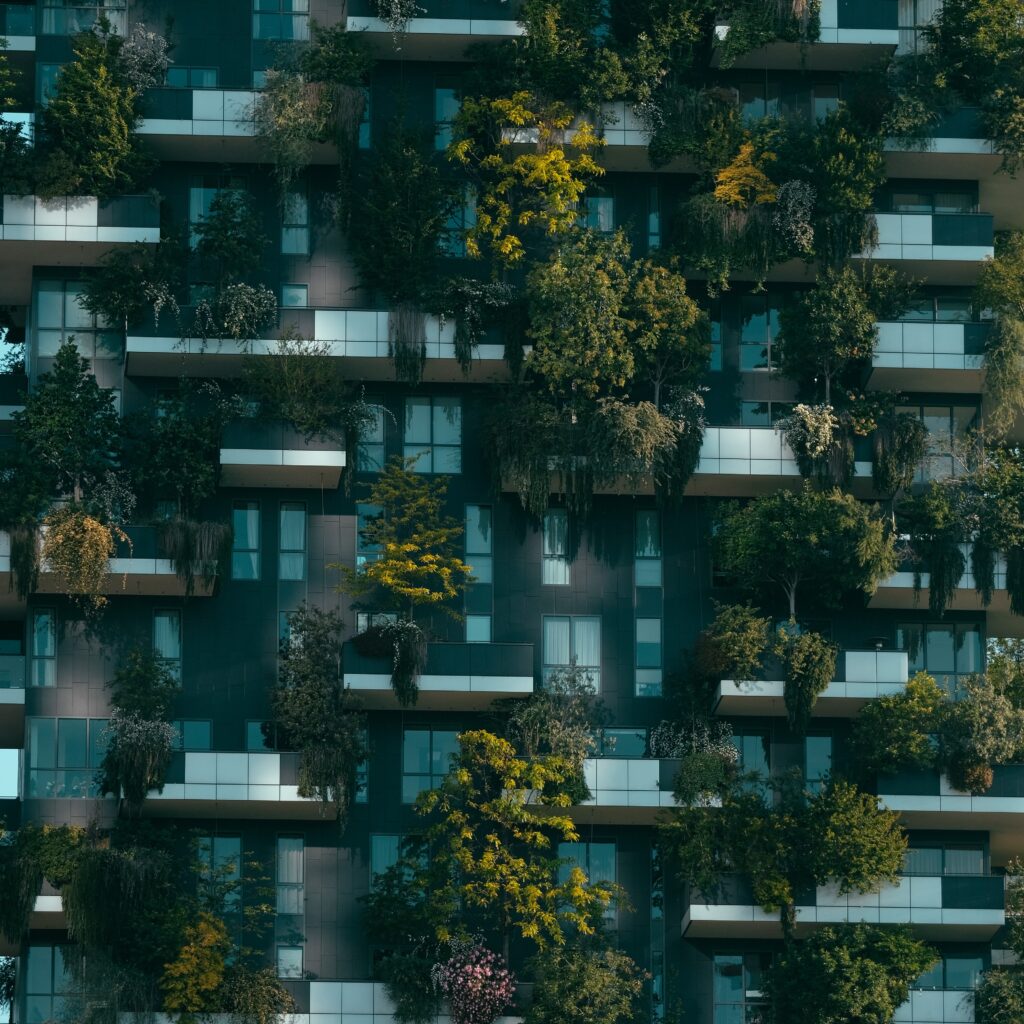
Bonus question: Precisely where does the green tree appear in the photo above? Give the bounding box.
[776,627,838,735]
[193,190,268,288]
[764,924,937,1024]
[337,457,473,621]
[37,27,148,198]
[976,859,1024,1023]
[714,485,897,620]
[272,604,366,824]
[525,946,648,1024]
[660,776,906,938]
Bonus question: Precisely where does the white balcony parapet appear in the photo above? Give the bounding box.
[696,427,800,478]
[347,671,532,697]
[138,89,259,139]
[577,758,700,814]
[310,981,523,1024]
[878,547,1006,595]
[717,650,909,715]
[0,195,160,244]
[346,15,523,38]
[716,0,898,48]
[219,447,347,489]
[894,990,974,1024]
[862,214,994,263]
[880,772,1024,817]
[873,322,986,373]
[148,752,311,804]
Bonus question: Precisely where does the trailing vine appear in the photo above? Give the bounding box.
[352,619,428,707]
[776,627,838,735]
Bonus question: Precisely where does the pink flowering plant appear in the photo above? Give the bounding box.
[431,938,516,1024]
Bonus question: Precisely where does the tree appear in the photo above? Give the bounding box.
[9,339,120,505]
[764,924,937,1024]
[776,627,838,735]
[37,27,149,198]
[976,859,1024,1023]
[714,485,897,620]
[193,190,268,288]
[337,458,473,621]
[272,604,366,824]
[449,91,603,266]
[161,911,231,1016]
[659,776,906,938]
[525,946,648,1024]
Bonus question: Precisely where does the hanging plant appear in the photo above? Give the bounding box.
[1007,546,1024,616]
[41,504,128,613]
[897,485,967,615]
[99,710,177,817]
[431,939,516,1024]
[872,411,928,500]
[158,517,232,596]
[375,0,425,41]
[389,302,428,385]
[775,627,838,735]
[7,524,39,599]
[778,404,853,487]
[352,619,428,707]
[429,278,515,373]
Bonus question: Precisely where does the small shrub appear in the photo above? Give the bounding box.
[693,603,771,683]
[431,939,515,1024]
[776,627,838,734]
[41,504,124,613]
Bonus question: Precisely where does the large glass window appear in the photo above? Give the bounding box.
[897,622,982,693]
[24,945,74,1024]
[404,397,462,473]
[277,945,304,978]
[440,187,476,258]
[355,503,383,568]
[466,504,493,643]
[173,720,212,750]
[739,293,781,372]
[358,401,386,472]
[276,836,304,915]
[402,729,459,803]
[370,834,402,878]
[434,79,460,150]
[232,502,261,580]
[732,731,770,790]
[712,953,771,1024]
[542,510,570,585]
[543,615,601,688]
[31,609,56,687]
[27,717,107,798]
[580,195,615,233]
[635,511,662,586]
[903,845,984,876]
[281,189,310,255]
[558,841,616,920]
[35,280,120,360]
[199,835,242,912]
[154,610,182,683]
[188,177,245,249]
[897,404,978,481]
[253,0,309,40]
[279,503,306,581]
[41,1,126,35]
[804,735,832,793]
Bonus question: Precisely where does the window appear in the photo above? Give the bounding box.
[37,63,63,105]
[889,188,976,214]
[232,502,260,580]
[636,619,662,670]
[281,284,308,307]
[896,404,978,481]
[199,835,242,912]
[580,195,615,233]
[558,841,616,920]
[543,616,601,688]
[41,2,126,35]
[636,511,663,697]
[356,611,397,633]
[188,177,245,249]
[166,67,220,88]
[356,503,383,568]
[279,503,306,581]
[903,845,984,876]
[31,609,56,687]
[913,954,984,991]
[739,293,781,371]
[404,396,462,473]
[154,610,182,683]
[35,280,121,360]
[247,721,273,751]
[804,735,832,793]
[732,731,770,789]
[466,504,493,643]
[27,717,107,798]
[402,729,459,803]
[281,189,310,255]
[253,0,309,41]
[709,303,722,371]
[358,402,386,472]
[647,185,661,250]
[440,188,476,257]
[276,836,304,915]
[636,511,662,586]
[173,721,212,750]
[543,510,570,585]
[277,946,304,978]
[358,85,371,149]
[24,946,74,1024]
[370,834,402,878]
[713,953,771,1024]
[594,728,647,758]
[739,401,795,427]
[897,622,982,693]
[434,80,460,150]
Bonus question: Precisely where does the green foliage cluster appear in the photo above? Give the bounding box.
[659,774,906,937]
[763,923,937,1024]
[351,618,428,707]
[273,604,367,824]
[776,627,837,734]
[714,484,897,620]
[692,602,772,685]
[976,859,1024,1022]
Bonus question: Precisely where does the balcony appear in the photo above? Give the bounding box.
[887,107,998,179]
[859,213,995,284]
[715,0,898,71]
[125,308,512,382]
[0,194,161,305]
[0,892,66,955]
[690,427,872,496]
[0,4,34,49]
[0,654,25,746]
[346,0,524,60]
[879,767,1024,863]
[895,991,975,1024]
[869,321,989,392]
[219,420,346,490]
[343,641,534,710]
[715,649,909,717]
[143,751,323,820]
[564,758,690,824]
[682,873,1005,940]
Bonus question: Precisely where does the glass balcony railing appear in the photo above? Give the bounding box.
[837,0,898,30]
[881,765,1024,798]
[0,654,25,688]
[344,640,534,681]
[348,0,523,18]
[0,4,35,35]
